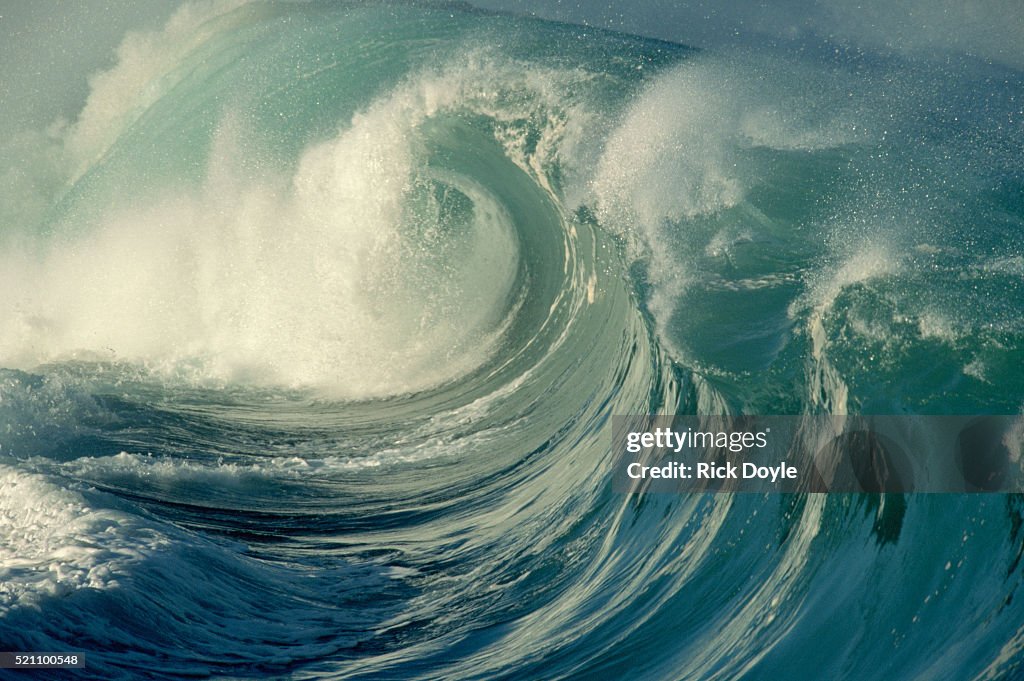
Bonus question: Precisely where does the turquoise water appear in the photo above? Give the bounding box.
[0,2,1022,679]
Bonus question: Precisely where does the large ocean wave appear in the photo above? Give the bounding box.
[1,2,1023,679]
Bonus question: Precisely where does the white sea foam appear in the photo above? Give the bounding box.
[591,61,745,233]
[917,311,962,343]
[0,46,607,398]
[0,466,168,614]
[586,55,862,372]
[791,244,898,414]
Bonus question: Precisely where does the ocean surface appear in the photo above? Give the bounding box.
[1,1,1023,679]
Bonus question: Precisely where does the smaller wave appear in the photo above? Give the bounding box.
[0,466,169,614]
[0,465,407,678]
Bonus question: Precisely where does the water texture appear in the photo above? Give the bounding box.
[0,2,1022,679]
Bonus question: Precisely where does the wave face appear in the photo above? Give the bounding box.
[1,2,1023,679]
